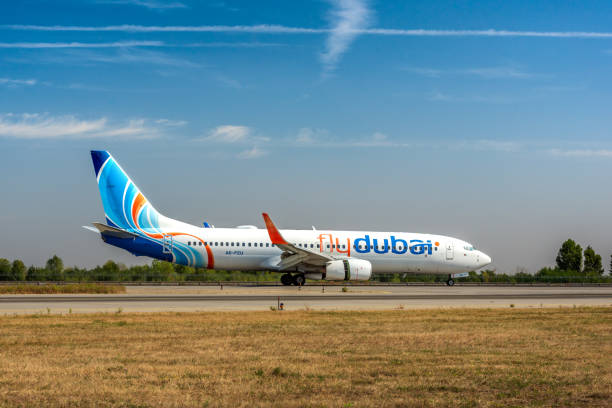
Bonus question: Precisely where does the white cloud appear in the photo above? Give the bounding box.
[404,67,443,78]
[182,42,283,48]
[407,66,535,79]
[200,125,270,144]
[214,75,242,89]
[0,113,106,138]
[0,78,37,87]
[293,128,408,148]
[427,91,454,102]
[548,148,612,157]
[0,113,181,140]
[462,67,534,79]
[154,118,188,126]
[295,127,330,145]
[462,139,521,152]
[320,0,372,73]
[26,48,202,68]
[0,41,164,48]
[291,128,527,152]
[427,91,513,103]
[203,125,251,143]
[237,146,266,159]
[97,0,188,10]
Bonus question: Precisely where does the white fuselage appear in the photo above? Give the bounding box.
[167,224,490,274]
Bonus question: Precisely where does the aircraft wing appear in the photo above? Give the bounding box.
[262,213,334,270]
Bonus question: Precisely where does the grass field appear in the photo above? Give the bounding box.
[0,283,126,294]
[0,308,610,407]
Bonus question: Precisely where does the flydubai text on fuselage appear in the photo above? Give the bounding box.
[86,150,491,285]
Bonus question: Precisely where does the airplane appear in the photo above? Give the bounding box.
[85,150,491,286]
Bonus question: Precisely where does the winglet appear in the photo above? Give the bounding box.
[262,213,288,245]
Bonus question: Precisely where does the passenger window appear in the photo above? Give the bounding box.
[266,243,270,247]
[317,244,320,248]
[199,242,202,246]
[248,243,251,247]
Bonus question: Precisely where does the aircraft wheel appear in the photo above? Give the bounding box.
[280,274,293,286]
[293,274,306,286]
[446,278,455,287]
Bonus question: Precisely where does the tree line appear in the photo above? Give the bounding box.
[0,238,610,283]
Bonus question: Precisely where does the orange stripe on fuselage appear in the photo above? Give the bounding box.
[179,233,215,269]
[204,244,215,269]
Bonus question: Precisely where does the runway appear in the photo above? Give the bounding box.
[1,285,611,314]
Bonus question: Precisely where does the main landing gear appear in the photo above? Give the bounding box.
[280,273,306,286]
[446,275,455,287]
[280,274,293,286]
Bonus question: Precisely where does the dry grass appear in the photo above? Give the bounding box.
[0,308,610,407]
[0,284,126,294]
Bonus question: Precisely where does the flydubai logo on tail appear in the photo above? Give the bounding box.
[318,234,440,256]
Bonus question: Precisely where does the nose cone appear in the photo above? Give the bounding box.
[478,251,492,268]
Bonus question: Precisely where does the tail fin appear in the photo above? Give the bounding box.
[91,150,163,232]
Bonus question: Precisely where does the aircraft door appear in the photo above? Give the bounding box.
[162,234,173,254]
[445,241,454,260]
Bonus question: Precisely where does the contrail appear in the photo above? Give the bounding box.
[0,41,164,48]
[4,24,612,38]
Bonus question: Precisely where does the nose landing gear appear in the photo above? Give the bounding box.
[446,275,455,286]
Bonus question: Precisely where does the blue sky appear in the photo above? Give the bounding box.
[2,0,612,274]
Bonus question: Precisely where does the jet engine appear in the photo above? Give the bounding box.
[323,259,372,281]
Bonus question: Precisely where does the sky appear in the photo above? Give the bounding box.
[2,0,612,274]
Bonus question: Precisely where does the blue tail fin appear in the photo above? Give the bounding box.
[90,151,213,268]
[91,150,161,232]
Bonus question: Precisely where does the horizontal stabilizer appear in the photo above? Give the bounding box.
[84,222,138,239]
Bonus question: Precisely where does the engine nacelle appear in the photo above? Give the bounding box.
[324,259,372,281]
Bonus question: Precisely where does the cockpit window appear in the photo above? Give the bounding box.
[463,245,475,251]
